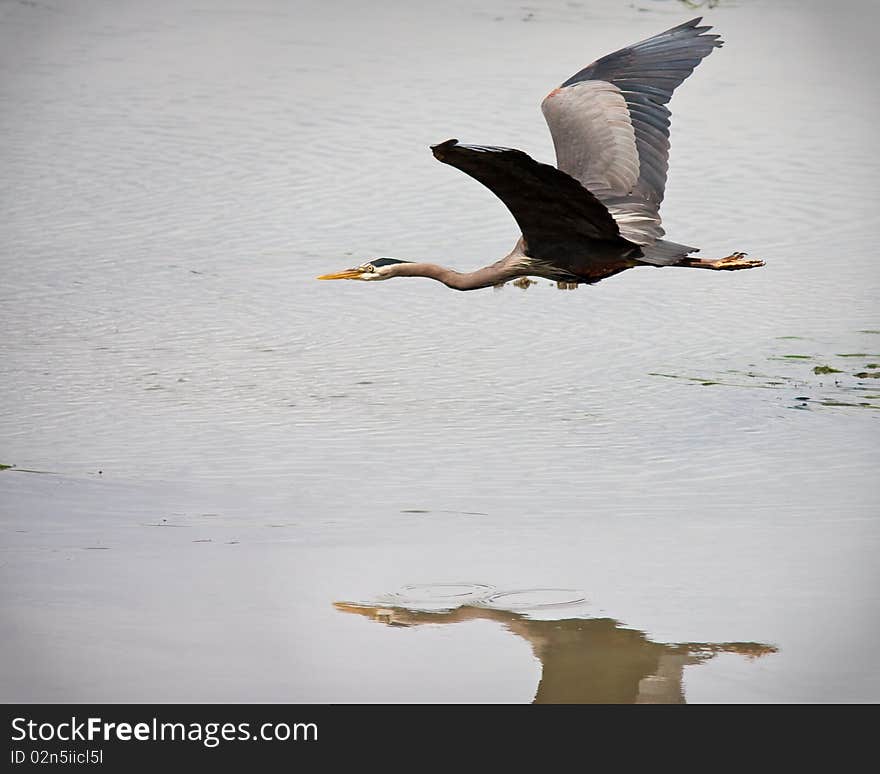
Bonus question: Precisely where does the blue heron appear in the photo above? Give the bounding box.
[319,17,763,291]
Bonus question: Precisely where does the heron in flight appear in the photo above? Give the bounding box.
[319,17,763,291]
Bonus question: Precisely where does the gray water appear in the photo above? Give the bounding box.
[1,0,878,703]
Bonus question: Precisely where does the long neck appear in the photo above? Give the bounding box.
[390,260,521,291]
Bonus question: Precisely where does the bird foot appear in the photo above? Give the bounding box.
[512,277,537,289]
[556,281,579,290]
[706,251,765,270]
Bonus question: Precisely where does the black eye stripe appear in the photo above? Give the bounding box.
[369,257,410,268]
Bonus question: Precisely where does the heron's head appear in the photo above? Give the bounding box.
[317,257,410,282]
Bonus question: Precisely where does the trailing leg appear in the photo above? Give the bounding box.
[677,251,764,270]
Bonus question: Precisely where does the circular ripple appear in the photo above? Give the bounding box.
[477,588,587,612]
[383,583,496,609]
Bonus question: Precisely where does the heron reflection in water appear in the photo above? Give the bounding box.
[319,18,763,291]
[335,597,777,704]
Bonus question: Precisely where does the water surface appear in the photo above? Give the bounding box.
[1,0,878,702]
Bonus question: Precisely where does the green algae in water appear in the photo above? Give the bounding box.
[726,369,771,379]
[0,463,51,474]
[819,400,880,409]
[648,373,781,390]
[650,372,721,384]
[652,339,880,412]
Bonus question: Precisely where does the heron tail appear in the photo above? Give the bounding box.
[638,239,699,267]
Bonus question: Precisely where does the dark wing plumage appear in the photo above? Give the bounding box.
[541,17,722,244]
[431,139,627,258]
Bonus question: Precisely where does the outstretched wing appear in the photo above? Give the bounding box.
[541,17,722,244]
[431,139,626,257]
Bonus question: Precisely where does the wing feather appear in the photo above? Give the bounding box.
[541,17,723,244]
[430,139,626,257]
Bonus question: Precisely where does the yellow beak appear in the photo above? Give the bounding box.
[316,268,364,280]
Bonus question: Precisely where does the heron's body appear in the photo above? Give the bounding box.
[319,17,763,290]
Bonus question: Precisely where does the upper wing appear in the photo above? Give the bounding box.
[541,17,722,244]
[431,139,625,256]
